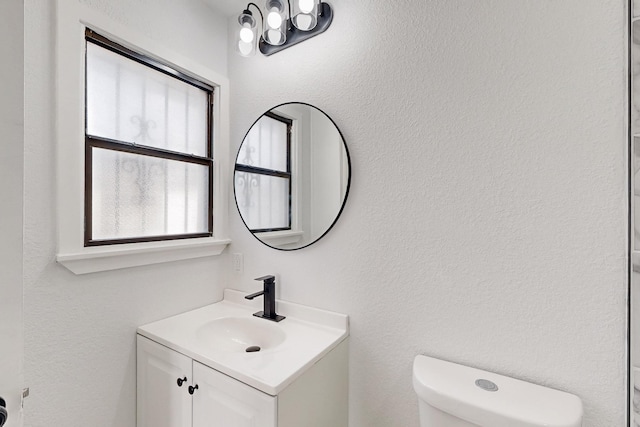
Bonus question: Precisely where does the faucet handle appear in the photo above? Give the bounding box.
[254,275,275,284]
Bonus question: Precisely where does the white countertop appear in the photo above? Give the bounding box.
[137,289,349,395]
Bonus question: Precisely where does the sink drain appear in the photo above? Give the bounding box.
[245,345,261,353]
[475,379,498,392]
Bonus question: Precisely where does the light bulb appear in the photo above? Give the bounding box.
[265,29,283,45]
[267,10,283,29]
[298,0,314,14]
[238,40,254,56]
[239,26,254,43]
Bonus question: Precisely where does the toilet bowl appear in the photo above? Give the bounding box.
[413,355,583,427]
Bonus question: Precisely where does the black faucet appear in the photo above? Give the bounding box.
[245,275,286,322]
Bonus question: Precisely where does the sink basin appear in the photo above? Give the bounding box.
[196,316,286,352]
[138,289,349,395]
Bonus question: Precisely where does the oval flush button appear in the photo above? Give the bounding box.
[475,379,499,392]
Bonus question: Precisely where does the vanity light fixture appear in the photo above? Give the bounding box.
[236,0,333,57]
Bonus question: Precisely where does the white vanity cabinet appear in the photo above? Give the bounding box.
[137,336,276,427]
[192,361,276,427]
[137,335,192,427]
[137,290,349,427]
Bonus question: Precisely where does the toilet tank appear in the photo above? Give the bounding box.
[413,355,583,427]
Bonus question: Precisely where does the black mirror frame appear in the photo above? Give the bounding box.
[234,102,351,251]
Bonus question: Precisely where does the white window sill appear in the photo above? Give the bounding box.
[57,237,231,275]
[255,230,304,246]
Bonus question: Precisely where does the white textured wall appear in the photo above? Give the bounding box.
[226,1,628,426]
[24,1,229,426]
[0,1,24,425]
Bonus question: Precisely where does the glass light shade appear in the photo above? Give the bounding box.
[263,0,287,46]
[237,11,258,57]
[292,0,319,31]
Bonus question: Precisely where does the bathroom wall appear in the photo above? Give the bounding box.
[226,0,628,426]
[0,1,24,425]
[23,1,229,426]
[630,3,639,425]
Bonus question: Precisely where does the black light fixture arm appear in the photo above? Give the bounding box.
[285,0,292,29]
[244,2,264,23]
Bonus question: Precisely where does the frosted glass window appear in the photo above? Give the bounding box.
[91,148,209,240]
[86,42,209,157]
[235,172,289,231]
[237,115,288,172]
[84,30,213,245]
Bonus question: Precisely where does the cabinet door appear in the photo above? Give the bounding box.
[192,361,276,427]
[137,335,192,427]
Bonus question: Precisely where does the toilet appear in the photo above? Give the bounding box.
[413,355,583,427]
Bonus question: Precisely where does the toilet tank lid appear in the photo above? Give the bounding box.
[412,355,583,427]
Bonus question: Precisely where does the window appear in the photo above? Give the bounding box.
[234,112,292,233]
[55,2,230,274]
[84,29,213,246]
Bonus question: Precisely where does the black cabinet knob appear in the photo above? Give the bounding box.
[177,377,187,387]
[188,384,199,395]
[0,397,7,427]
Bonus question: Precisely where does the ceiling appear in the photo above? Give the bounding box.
[203,0,243,17]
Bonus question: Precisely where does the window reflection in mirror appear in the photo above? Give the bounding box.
[236,112,292,232]
[234,103,350,250]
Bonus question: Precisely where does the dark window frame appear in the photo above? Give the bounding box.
[84,29,214,246]
[234,111,293,233]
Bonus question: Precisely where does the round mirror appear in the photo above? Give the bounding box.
[234,102,351,250]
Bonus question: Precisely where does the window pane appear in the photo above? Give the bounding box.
[235,172,289,230]
[86,42,209,157]
[91,147,209,241]
[236,115,288,172]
